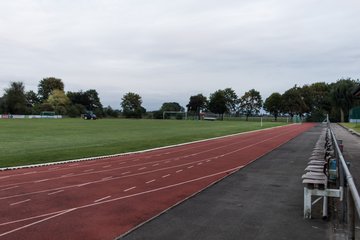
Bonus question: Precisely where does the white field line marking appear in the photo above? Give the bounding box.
[0,166,244,236]
[103,165,111,168]
[0,176,10,179]
[124,186,136,192]
[34,179,50,183]
[10,199,31,206]
[0,209,69,226]
[94,195,111,203]
[146,179,156,184]
[0,186,19,191]
[162,174,171,178]
[197,163,203,165]
[176,170,183,173]
[138,167,146,170]
[83,169,94,172]
[206,160,211,162]
[121,171,131,175]
[0,127,301,200]
[48,190,64,196]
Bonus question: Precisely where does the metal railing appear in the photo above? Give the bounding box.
[328,117,360,239]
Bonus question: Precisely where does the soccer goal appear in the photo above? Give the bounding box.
[162,111,187,120]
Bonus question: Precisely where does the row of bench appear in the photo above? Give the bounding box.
[302,127,334,189]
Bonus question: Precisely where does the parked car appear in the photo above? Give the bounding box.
[83,112,97,120]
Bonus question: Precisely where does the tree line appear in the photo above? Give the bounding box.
[0,77,359,122]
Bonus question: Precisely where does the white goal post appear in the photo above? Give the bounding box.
[162,111,187,120]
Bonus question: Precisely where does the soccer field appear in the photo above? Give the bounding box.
[0,118,286,168]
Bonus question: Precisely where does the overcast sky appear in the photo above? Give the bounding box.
[0,0,359,110]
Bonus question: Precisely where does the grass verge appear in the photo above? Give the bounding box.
[0,118,286,167]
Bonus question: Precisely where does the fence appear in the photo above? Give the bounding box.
[328,118,360,239]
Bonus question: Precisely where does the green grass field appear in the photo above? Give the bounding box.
[0,118,286,168]
[341,123,360,133]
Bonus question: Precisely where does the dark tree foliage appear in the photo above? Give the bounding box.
[160,102,184,112]
[239,89,263,121]
[38,77,64,102]
[208,90,227,120]
[187,94,208,119]
[264,92,282,121]
[121,92,146,118]
[3,82,27,114]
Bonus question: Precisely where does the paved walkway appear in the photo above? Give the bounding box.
[118,124,332,240]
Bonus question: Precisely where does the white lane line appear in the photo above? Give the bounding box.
[83,169,94,172]
[61,173,74,177]
[187,166,194,169]
[94,195,111,203]
[118,162,126,165]
[69,163,79,167]
[77,182,91,187]
[10,199,31,206]
[197,163,203,165]
[22,171,37,175]
[146,179,156,184]
[48,190,64,196]
[138,167,146,170]
[0,166,244,237]
[34,179,50,183]
[162,174,171,178]
[124,186,136,192]
[103,165,112,168]
[206,160,211,162]
[0,176,10,179]
[101,176,113,181]
[152,163,159,166]
[176,170,183,173]
[121,171,131,175]
[0,186,19,191]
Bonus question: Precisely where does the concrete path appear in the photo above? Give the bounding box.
[119,124,331,240]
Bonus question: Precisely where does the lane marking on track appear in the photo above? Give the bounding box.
[101,177,113,181]
[0,176,10,179]
[162,174,171,178]
[187,166,194,169]
[121,171,131,175]
[0,186,19,191]
[83,169,94,172]
[48,190,64,196]
[94,195,111,203]
[138,167,146,170]
[124,186,136,192]
[22,171,37,175]
[206,160,211,162]
[10,199,31,206]
[197,163,203,165]
[119,162,126,165]
[34,179,50,183]
[152,163,159,166]
[103,165,112,168]
[176,170,183,173]
[146,179,156,184]
[61,173,74,177]
[0,166,244,236]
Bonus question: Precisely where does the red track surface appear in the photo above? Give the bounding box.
[0,123,315,240]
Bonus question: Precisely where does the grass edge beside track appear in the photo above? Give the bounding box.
[0,124,290,171]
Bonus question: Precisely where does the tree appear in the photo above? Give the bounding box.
[25,90,40,108]
[330,78,359,122]
[160,102,184,112]
[223,88,238,113]
[38,77,64,102]
[264,92,282,121]
[121,92,145,118]
[281,85,309,117]
[2,82,27,114]
[47,89,70,115]
[187,94,208,119]
[208,90,227,120]
[239,89,263,121]
[307,82,332,121]
[67,89,103,117]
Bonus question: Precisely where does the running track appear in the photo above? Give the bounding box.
[0,123,315,240]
